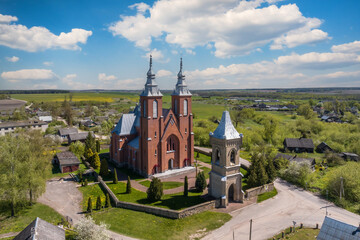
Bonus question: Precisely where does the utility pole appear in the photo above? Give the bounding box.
[249,219,252,240]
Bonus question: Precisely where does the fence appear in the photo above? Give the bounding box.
[245,182,274,199]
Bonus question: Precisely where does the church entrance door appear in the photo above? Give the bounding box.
[228,184,235,203]
[168,159,174,170]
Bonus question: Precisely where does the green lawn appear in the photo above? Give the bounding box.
[200,166,211,179]
[195,152,211,164]
[117,167,145,181]
[93,208,231,240]
[107,182,206,210]
[78,184,107,211]
[99,148,110,154]
[139,180,183,190]
[0,203,63,234]
[257,188,278,203]
[270,227,319,240]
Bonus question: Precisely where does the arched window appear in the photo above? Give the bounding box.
[184,99,188,116]
[143,100,146,118]
[215,149,220,165]
[230,150,236,165]
[174,99,178,114]
[153,100,158,118]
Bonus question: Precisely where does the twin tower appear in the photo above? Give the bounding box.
[110,56,194,177]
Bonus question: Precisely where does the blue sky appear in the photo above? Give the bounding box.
[0,0,359,90]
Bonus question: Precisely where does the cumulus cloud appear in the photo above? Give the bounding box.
[109,0,328,57]
[1,69,57,82]
[43,61,53,66]
[143,48,164,60]
[62,74,95,90]
[331,40,360,53]
[129,3,150,13]
[0,13,92,52]
[98,73,117,82]
[156,70,172,77]
[5,56,19,62]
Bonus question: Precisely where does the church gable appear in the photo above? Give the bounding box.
[161,111,183,141]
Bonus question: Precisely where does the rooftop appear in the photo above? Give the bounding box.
[56,151,80,166]
[112,113,137,136]
[0,120,48,129]
[68,132,93,142]
[58,127,78,136]
[210,111,242,140]
[14,217,65,240]
[284,138,314,149]
[317,216,360,240]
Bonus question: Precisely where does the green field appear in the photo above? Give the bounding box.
[93,208,231,240]
[257,188,278,203]
[139,180,183,190]
[270,227,320,240]
[0,203,63,234]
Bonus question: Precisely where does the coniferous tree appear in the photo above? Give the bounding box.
[195,172,207,192]
[96,196,102,210]
[113,170,118,184]
[85,148,94,164]
[266,159,277,183]
[126,176,132,194]
[257,162,269,186]
[105,193,111,208]
[85,132,96,154]
[87,197,92,213]
[184,176,188,197]
[99,159,109,177]
[84,179,88,186]
[147,177,163,202]
[96,140,101,153]
[93,152,101,170]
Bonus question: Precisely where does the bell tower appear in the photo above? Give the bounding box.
[140,55,163,176]
[209,111,244,207]
[171,58,194,167]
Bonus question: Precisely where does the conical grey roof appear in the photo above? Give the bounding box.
[210,111,241,140]
[141,55,162,97]
[172,58,191,96]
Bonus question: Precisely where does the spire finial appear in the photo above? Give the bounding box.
[150,54,152,68]
[180,57,183,71]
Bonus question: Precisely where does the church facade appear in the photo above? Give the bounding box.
[109,57,194,177]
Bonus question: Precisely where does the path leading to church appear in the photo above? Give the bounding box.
[202,178,360,240]
[38,176,137,240]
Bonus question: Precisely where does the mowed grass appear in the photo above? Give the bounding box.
[107,182,206,210]
[78,184,106,211]
[257,187,278,203]
[195,152,211,164]
[12,92,140,103]
[139,180,183,190]
[93,208,231,240]
[270,227,320,240]
[0,203,63,234]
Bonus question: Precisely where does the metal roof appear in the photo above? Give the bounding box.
[58,127,78,136]
[112,113,137,136]
[284,138,314,149]
[317,216,360,240]
[14,217,65,240]
[172,58,191,96]
[0,120,48,129]
[140,55,162,97]
[57,151,80,166]
[128,136,140,149]
[210,111,241,140]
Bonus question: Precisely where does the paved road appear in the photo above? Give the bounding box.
[203,179,360,240]
[38,177,137,240]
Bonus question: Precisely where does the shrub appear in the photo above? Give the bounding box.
[96,196,102,210]
[126,176,132,194]
[99,159,109,177]
[96,140,101,153]
[105,193,111,208]
[195,172,206,192]
[87,197,92,213]
[93,152,101,170]
[113,170,118,184]
[84,179,88,186]
[184,176,188,197]
[326,151,345,167]
[147,177,163,202]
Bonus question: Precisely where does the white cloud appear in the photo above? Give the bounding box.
[43,61,53,66]
[331,40,360,53]
[0,13,17,23]
[275,52,360,69]
[171,50,178,55]
[0,13,92,52]
[1,69,57,82]
[129,3,150,13]
[5,56,19,62]
[98,73,117,83]
[156,70,172,77]
[109,0,328,57]
[143,48,164,60]
[186,49,196,55]
[62,74,95,90]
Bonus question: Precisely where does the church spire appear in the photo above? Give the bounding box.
[172,58,191,96]
[141,55,162,97]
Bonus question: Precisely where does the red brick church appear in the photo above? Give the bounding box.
[110,56,194,177]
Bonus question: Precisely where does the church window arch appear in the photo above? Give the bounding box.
[174,99,178,114]
[214,148,220,165]
[230,149,236,165]
[153,100,158,118]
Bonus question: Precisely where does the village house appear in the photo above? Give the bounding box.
[58,127,78,140]
[110,57,194,177]
[274,153,316,170]
[339,152,359,162]
[14,217,65,240]
[54,151,81,173]
[0,120,48,136]
[67,132,94,144]
[283,138,314,153]
[316,142,334,153]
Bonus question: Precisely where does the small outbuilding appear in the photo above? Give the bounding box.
[55,151,81,173]
[14,217,65,240]
[316,142,334,153]
[58,127,78,139]
[283,138,314,153]
[339,152,359,162]
[67,132,94,144]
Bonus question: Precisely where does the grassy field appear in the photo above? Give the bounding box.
[0,203,63,234]
[195,152,211,164]
[78,184,107,211]
[257,188,278,203]
[139,180,183,190]
[93,208,231,240]
[270,227,320,240]
[107,182,206,210]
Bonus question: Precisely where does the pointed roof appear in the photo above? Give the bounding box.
[317,216,360,240]
[14,217,65,240]
[172,58,191,96]
[210,111,241,140]
[112,113,137,136]
[141,55,162,97]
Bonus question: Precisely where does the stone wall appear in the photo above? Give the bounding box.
[245,182,274,199]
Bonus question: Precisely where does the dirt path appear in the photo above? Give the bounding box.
[38,177,137,240]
